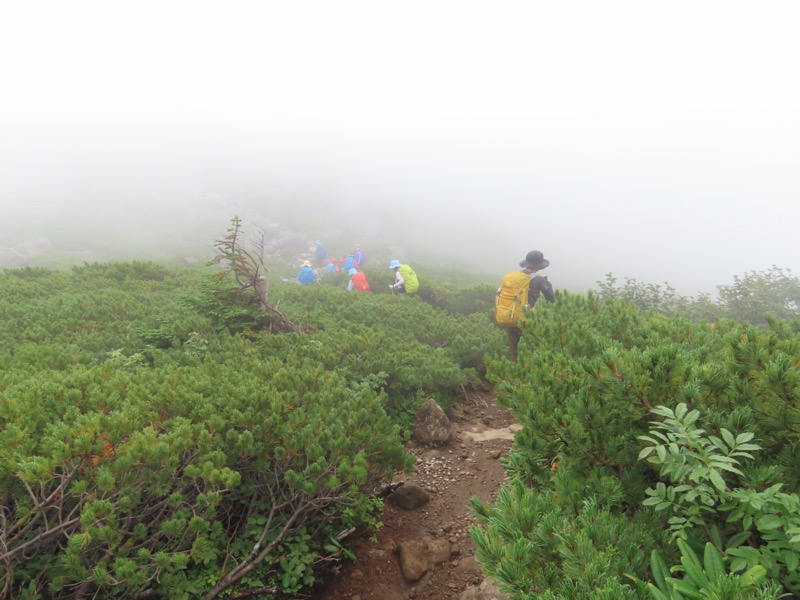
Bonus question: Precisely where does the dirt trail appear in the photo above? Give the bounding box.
[314,390,516,600]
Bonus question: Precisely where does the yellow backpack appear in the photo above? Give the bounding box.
[398,264,419,294]
[494,271,531,327]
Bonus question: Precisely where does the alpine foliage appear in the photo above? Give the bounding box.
[0,259,500,599]
[472,292,800,598]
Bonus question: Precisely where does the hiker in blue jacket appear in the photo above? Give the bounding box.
[314,241,327,267]
[297,260,317,285]
[353,244,366,268]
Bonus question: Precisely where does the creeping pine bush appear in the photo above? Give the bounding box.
[0,354,413,599]
[474,292,800,597]
[271,283,504,402]
[0,263,208,374]
[471,481,662,599]
[1,260,498,598]
[0,265,424,599]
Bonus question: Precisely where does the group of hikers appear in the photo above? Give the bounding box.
[298,240,554,361]
[296,242,420,296]
[296,242,367,287]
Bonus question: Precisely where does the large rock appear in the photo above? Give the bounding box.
[397,539,430,582]
[412,398,453,446]
[460,578,510,600]
[386,484,430,510]
[428,538,452,564]
[454,554,482,580]
[396,537,452,583]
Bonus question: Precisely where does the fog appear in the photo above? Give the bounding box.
[2,2,799,295]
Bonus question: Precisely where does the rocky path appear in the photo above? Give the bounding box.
[313,390,517,600]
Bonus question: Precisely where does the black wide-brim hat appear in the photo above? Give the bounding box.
[519,250,550,271]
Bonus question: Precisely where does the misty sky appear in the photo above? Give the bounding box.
[1,1,798,295]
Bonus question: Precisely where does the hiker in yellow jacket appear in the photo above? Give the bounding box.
[388,260,419,296]
[494,251,554,362]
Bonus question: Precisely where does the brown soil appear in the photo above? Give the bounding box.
[312,390,516,600]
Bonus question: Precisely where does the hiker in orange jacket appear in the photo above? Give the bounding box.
[347,268,371,292]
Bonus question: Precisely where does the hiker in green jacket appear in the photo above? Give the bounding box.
[388,260,419,296]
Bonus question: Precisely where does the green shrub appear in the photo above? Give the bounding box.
[473,291,800,597]
[639,403,800,593]
[0,358,413,598]
[0,259,496,597]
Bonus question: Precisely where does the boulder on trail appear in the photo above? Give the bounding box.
[385,483,430,510]
[396,537,453,583]
[460,578,510,600]
[412,398,453,446]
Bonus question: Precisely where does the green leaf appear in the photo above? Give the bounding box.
[726,531,751,548]
[677,538,707,589]
[703,542,724,582]
[674,403,688,420]
[646,583,670,600]
[714,463,744,476]
[666,577,703,600]
[755,514,783,531]
[727,451,755,460]
[707,435,727,453]
[651,549,670,593]
[709,455,738,464]
[733,443,760,452]
[786,552,799,573]
[730,557,747,573]
[720,428,736,449]
[709,469,726,492]
[740,565,766,586]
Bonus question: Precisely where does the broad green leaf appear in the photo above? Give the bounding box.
[638,447,654,460]
[720,428,736,449]
[755,514,783,531]
[709,469,726,492]
[714,463,744,476]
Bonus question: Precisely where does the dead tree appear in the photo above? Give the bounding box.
[210,216,300,334]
